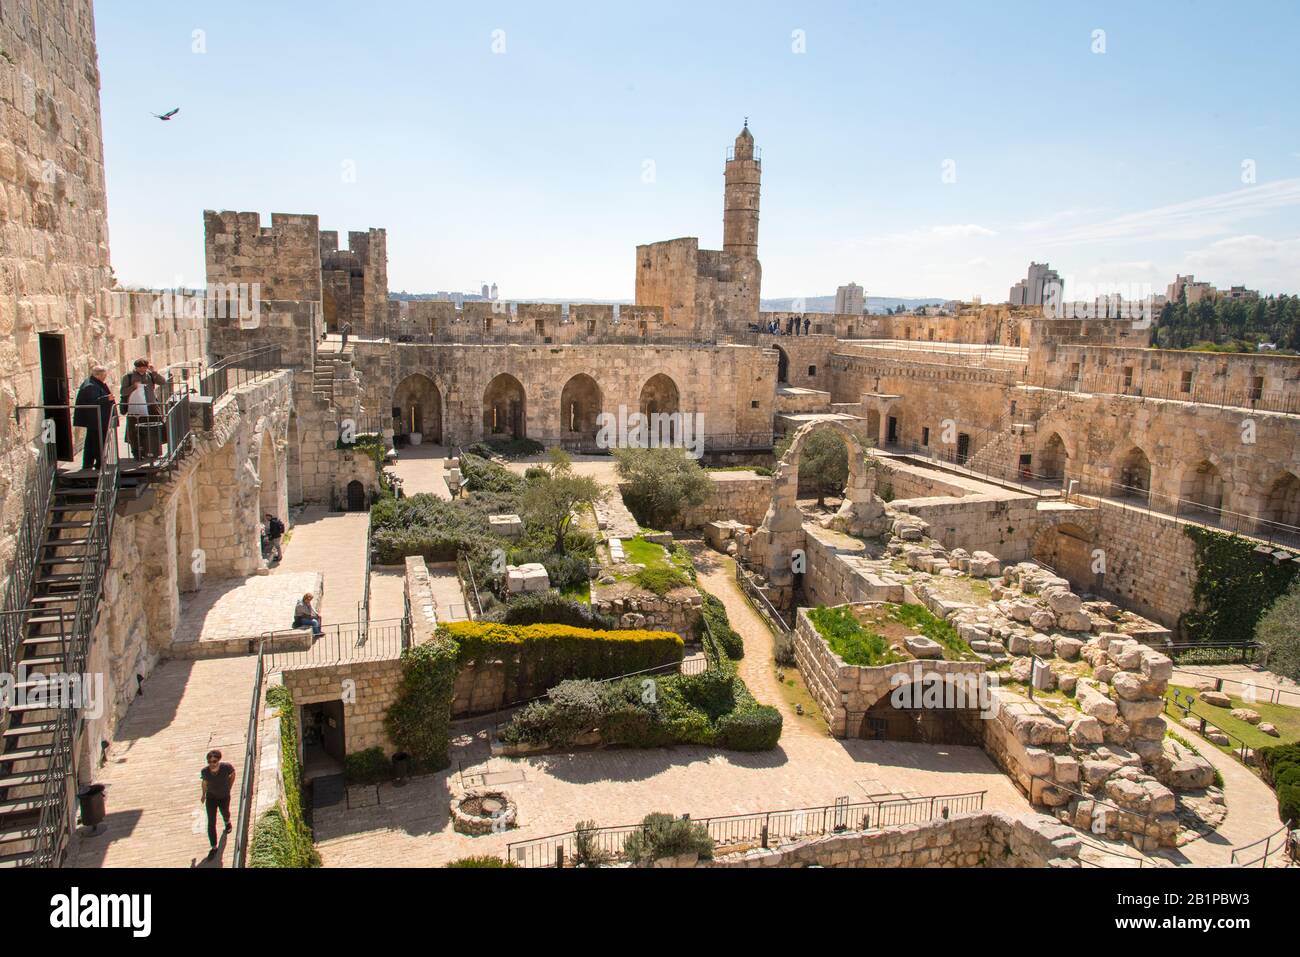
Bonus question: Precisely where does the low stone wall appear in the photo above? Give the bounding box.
[890,493,1040,562]
[874,457,977,501]
[678,471,771,528]
[591,591,702,640]
[801,523,905,609]
[280,657,403,756]
[793,605,985,738]
[703,811,1080,868]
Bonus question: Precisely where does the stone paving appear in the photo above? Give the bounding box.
[173,572,321,649]
[314,546,1031,867]
[390,443,452,499]
[68,656,259,868]
[272,507,369,625]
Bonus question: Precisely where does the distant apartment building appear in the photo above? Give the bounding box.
[835,282,865,315]
[1008,262,1062,307]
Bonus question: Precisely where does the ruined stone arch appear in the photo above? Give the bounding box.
[1036,430,1071,481]
[1030,517,1100,591]
[748,420,889,607]
[483,372,527,440]
[1264,471,1300,528]
[394,372,443,444]
[1178,458,1225,514]
[559,373,602,444]
[1113,445,1152,498]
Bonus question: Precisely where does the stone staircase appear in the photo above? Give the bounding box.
[964,392,1075,477]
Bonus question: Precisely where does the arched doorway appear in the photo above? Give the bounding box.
[1032,521,1098,590]
[857,679,984,745]
[394,373,442,444]
[1038,432,1069,480]
[559,374,602,448]
[1264,472,1300,528]
[638,373,681,446]
[775,346,790,385]
[483,373,526,440]
[346,480,366,511]
[1114,446,1151,499]
[257,428,282,519]
[1180,460,1224,514]
[287,411,303,506]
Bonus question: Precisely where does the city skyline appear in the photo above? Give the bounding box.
[96,1,1300,300]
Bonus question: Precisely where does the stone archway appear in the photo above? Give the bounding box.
[1038,431,1069,481]
[1179,459,1224,514]
[257,426,283,520]
[1031,519,1099,592]
[395,372,443,444]
[775,346,790,385]
[560,373,602,447]
[639,373,680,418]
[1264,472,1300,528]
[748,421,890,607]
[1114,446,1152,498]
[483,373,527,440]
[173,480,202,595]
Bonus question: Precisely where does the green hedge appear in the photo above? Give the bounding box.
[249,685,320,868]
[370,493,507,565]
[1260,743,1300,826]
[443,621,684,701]
[697,593,744,660]
[384,636,461,772]
[1183,527,1299,645]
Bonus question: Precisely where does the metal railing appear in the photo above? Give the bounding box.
[1163,695,1258,767]
[1169,665,1298,706]
[232,640,267,868]
[456,551,483,619]
[505,790,986,868]
[733,557,792,636]
[199,346,283,405]
[0,435,56,677]
[264,617,409,671]
[1025,370,1300,416]
[357,512,374,643]
[1229,819,1295,867]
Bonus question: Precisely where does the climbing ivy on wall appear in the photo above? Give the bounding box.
[249,685,321,868]
[1182,526,1299,646]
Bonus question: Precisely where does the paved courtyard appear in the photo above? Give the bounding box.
[313,546,1033,867]
[68,656,259,868]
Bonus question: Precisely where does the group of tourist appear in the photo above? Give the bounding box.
[71,357,172,470]
[755,315,812,336]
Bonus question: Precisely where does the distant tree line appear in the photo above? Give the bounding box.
[1153,293,1300,352]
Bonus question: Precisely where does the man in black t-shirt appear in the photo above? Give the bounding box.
[199,750,236,856]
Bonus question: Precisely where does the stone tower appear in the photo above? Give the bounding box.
[723,121,761,259]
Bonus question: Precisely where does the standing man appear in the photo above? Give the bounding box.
[120,358,168,462]
[199,749,236,858]
[340,320,352,353]
[264,512,285,562]
[73,365,115,471]
[120,357,168,414]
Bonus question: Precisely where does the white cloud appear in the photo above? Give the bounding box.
[853,223,997,247]
[1043,179,1300,246]
[1180,235,1300,294]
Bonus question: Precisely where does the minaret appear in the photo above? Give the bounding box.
[723,120,760,259]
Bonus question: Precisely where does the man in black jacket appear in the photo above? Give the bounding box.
[73,365,115,471]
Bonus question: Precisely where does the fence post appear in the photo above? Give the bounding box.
[555,846,564,869]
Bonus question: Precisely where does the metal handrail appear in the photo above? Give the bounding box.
[0,434,56,677]
[506,789,985,867]
[1230,819,1295,867]
[232,640,266,868]
[199,346,283,404]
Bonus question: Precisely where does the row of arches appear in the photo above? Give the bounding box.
[1034,429,1300,528]
[392,371,682,446]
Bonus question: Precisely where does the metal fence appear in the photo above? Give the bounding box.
[1163,695,1258,767]
[505,790,986,868]
[232,641,266,868]
[1025,370,1300,416]
[264,617,410,672]
[198,346,283,404]
[733,557,792,637]
[1170,665,1298,706]
[1229,819,1295,867]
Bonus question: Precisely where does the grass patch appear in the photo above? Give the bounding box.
[808,605,906,666]
[1166,683,1300,749]
[891,603,978,661]
[557,579,591,605]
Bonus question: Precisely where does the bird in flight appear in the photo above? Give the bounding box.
[152,108,179,121]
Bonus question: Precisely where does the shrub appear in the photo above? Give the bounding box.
[486,592,617,630]
[460,452,528,496]
[574,820,612,867]
[370,493,507,564]
[384,635,461,772]
[249,686,320,868]
[698,593,743,660]
[1260,743,1300,824]
[633,564,692,596]
[614,447,713,529]
[444,621,683,702]
[465,436,544,460]
[508,547,592,590]
[1183,527,1298,646]
[808,605,905,666]
[445,855,518,868]
[344,747,394,785]
[623,812,713,866]
[716,704,784,751]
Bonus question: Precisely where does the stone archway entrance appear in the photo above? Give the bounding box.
[395,373,443,444]
[747,420,891,607]
[1180,460,1224,514]
[858,688,984,745]
[1031,520,1099,592]
[560,373,602,448]
[1114,446,1152,499]
[775,347,790,385]
[483,373,527,440]
[1038,432,1069,480]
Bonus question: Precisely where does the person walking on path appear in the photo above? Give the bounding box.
[264,513,285,562]
[73,365,115,471]
[199,749,236,857]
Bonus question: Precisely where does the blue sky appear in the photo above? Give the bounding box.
[96,1,1300,301]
